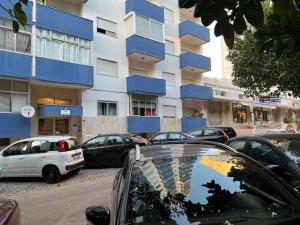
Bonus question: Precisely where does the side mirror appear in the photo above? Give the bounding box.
[86,206,110,225]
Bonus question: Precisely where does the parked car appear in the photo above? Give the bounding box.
[226,133,300,189]
[126,134,148,146]
[212,126,237,138]
[81,134,135,168]
[0,198,21,225]
[86,143,300,225]
[148,132,196,145]
[0,136,84,183]
[188,127,229,143]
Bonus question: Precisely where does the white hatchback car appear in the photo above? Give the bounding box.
[0,136,84,183]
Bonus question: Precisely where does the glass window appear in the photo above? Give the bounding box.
[203,129,216,136]
[162,72,176,86]
[107,136,123,145]
[228,140,247,151]
[12,81,28,92]
[131,94,157,117]
[96,58,118,77]
[87,136,107,147]
[55,119,69,135]
[150,20,163,42]
[97,17,117,37]
[232,103,247,123]
[126,155,299,225]
[11,94,28,112]
[30,141,50,154]
[0,79,11,91]
[39,118,53,135]
[151,133,168,142]
[0,18,31,54]
[5,142,28,156]
[267,139,300,164]
[0,93,10,112]
[98,102,117,116]
[165,40,175,55]
[164,7,174,22]
[168,133,181,141]
[162,105,176,118]
[36,28,91,65]
[136,15,150,38]
[189,129,203,137]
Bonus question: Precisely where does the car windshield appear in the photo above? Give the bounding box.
[266,138,300,165]
[126,154,300,225]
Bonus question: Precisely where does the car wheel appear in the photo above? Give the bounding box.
[43,166,61,184]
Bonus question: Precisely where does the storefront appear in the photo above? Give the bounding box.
[232,103,248,123]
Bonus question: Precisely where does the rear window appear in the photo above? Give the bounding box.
[127,154,300,225]
[53,138,80,151]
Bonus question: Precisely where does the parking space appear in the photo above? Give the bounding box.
[0,168,118,225]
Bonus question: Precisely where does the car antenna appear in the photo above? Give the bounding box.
[135,144,141,161]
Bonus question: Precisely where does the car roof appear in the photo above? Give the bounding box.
[138,143,236,162]
[228,134,300,142]
[17,136,76,142]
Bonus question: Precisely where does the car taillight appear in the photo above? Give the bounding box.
[224,134,229,142]
[57,140,66,152]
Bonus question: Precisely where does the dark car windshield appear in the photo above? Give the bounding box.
[266,138,300,165]
[126,154,300,225]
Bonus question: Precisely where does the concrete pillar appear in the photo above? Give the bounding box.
[275,108,283,123]
[221,102,233,126]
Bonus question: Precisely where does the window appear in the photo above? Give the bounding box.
[152,133,167,142]
[164,7,174,22]
[203,129,216,136]
[169,133,181,141]
[135,14,164,43]
[36,28,91,65]
[97,17,117,37]
[98,101,117,116]
[131,94,157,116]
[5,142,28,156]
[39,118,53,135]
[30,141,50,154]
[165,40,175,54]
[87,136,107,147]
[163,105,176,118]
[38,98,71,106]
[0,18,31,54]
[232,103,247,123]
[228,140,247,151]
[107,136,123,145]
[0,79,28,113]
[39,118,70,135]
[96,58,118,77]
[162,72,176,86]
[189,129,203,137]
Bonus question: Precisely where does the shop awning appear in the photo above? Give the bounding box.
[39,105,83,117]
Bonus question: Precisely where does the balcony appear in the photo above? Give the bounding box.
[39,105,83,117]
[36,4,93,40]
[180,52,211,73]
[181,117,207,132]
[127,75,166,96]
[127,116,160,133]
[0,113,30,138]
[126,0,164,23]
[35,57,94,87]
[0,51,32,80]
[0,1,33,23]
[126,35,165,63]
[179,20,210,45]
[180,84,213,100]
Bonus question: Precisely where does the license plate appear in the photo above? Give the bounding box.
[72,154,81,160]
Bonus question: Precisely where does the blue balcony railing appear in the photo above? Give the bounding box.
[39,105,83,117]
[180,84,213,100]
[35,57,94,87]
[36,4,93,40]
[125,0,164,23]
[126,35,165,62]
[182,117,207,132]
[128,116,160,133]
[0,51,32,80]
[179,20,210,44]
[127,75,166,96]
[180,52,211,72]
[0,0,33,24]
[0,113,30,138]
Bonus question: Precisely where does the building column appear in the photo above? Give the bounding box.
[221,102,233,126]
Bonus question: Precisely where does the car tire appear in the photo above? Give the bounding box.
[43,166,61,184]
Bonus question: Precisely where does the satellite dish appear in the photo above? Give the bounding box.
[21,105,35,118]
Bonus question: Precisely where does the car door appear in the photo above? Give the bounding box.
[0,141,28,177]
[84,136,107,167]
[149,133,168,145]
[105,136,126,166]
[24,140,51,176]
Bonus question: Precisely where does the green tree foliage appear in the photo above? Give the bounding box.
[227,29,300,97]
[179,0,300,57]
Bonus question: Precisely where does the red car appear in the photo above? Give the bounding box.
[126,134,148,146]
[0,198,21,225]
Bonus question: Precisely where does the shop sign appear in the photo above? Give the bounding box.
[61,109,71,116]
